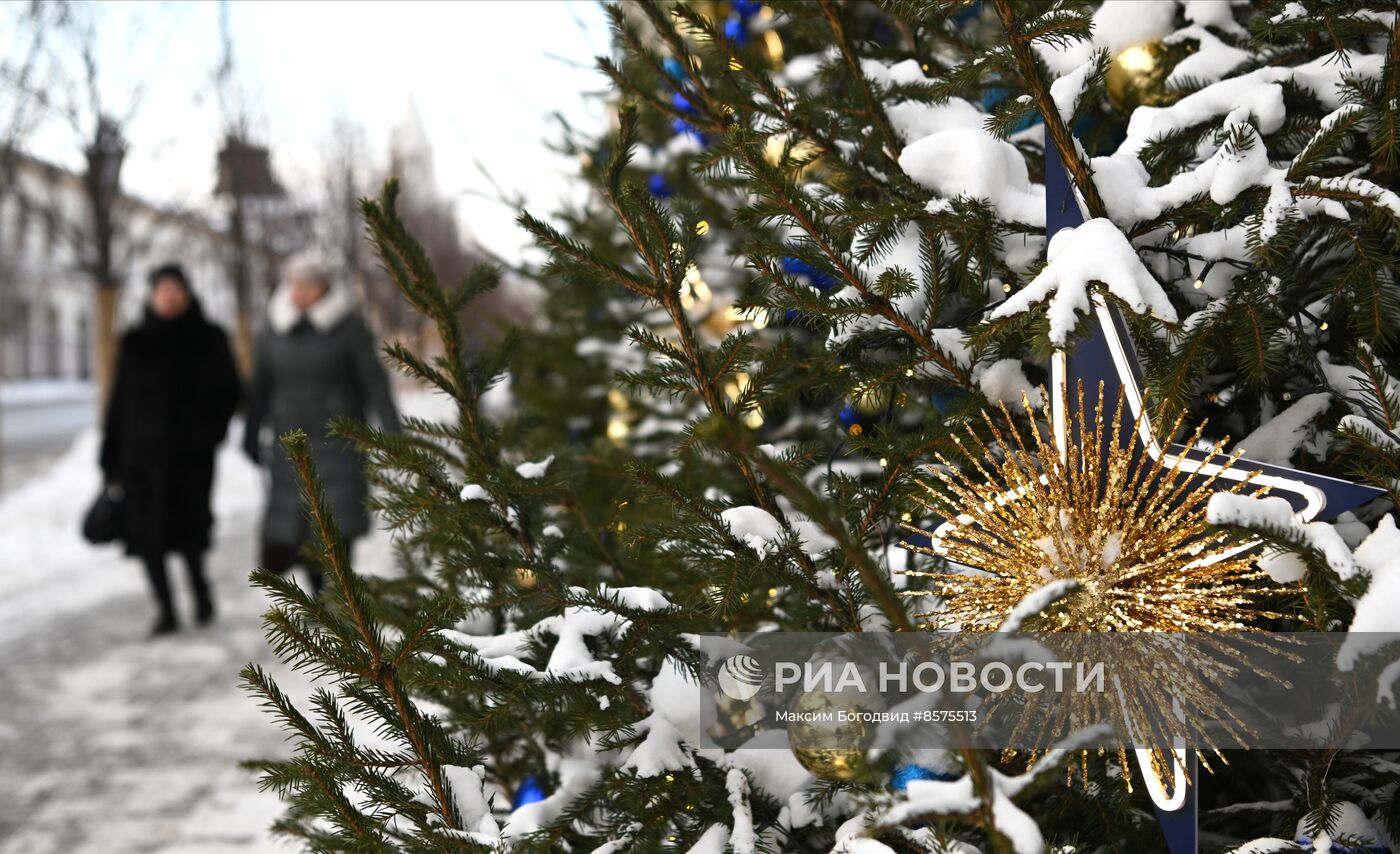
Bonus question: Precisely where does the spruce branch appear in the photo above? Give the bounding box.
[820,0,905,161]
[281,430,464,832]
[990,0,1109,220]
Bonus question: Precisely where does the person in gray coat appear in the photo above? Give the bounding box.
[242,253,399,594]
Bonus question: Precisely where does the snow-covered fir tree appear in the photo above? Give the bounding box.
[244,1,1400,851]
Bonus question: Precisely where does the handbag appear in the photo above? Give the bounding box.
[82,485,125,545]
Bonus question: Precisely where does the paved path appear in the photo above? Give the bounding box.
[0,463,312,853]
[0,385,97,497]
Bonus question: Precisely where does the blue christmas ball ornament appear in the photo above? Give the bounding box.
[950,0,981,27]
[671,91,697,115]
[724,14,750,45]
[929,388,967,415]
[647,173,675,199]
[780,255,838,292]
[662,56,687,82]
[732,0,762,18]
[838,404,872,437]
[670,117,708,144]
[511,775,548,810]
[890,763,959,792]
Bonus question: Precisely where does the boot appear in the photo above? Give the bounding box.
[150,612,179,637]
[186,550,216,626]
[144,554,179,638]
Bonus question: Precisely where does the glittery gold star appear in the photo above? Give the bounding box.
[902,381,1276,632]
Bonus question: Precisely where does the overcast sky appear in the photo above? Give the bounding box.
[15,0,612,262]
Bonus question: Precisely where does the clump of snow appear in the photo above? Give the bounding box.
[622,711,692,777]
[720,506,835,557]
[685,824,731,854]
[446,585,672,685]
[1234,392,1331,465]
[1257,549,1306,584]
[1229,840,1298,854]
[479,372,514,420]
[974,359,1044,408]
[515,456,554,480]
[1294,802,1384,851]
[998,579,1080,633]
[886,98,984,144]
[898,127,1045,226]
[650,656,704,742]
[1319,351,1400,415]
[1049,60,1096,125]
[1337,516,1400,672]
[1093,0,1178,56]
[989,220,1177,345]
[721,506,785,556]
[1183,0,1245,34]
[725,768,757,854]
[1206,494,1357,580]
[442,764,501,841]
[460,483,489,501]
[1166,27,1251,87]
[790,519,837,555]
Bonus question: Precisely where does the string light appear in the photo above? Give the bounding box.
[1193,259,1216,290]
[606,416,630,443]
[696,220,710,236]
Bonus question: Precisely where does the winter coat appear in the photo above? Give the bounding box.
[243,283,399,549]
[99,298,241,558]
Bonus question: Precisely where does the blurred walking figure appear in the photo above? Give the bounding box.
[243,252,399,595]
[100,264,241,636]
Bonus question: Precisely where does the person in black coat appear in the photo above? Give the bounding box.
[100,264,241,635]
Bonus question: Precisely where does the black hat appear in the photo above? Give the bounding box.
[148,263,190,290]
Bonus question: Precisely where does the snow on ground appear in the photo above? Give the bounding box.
[0,391,449,852]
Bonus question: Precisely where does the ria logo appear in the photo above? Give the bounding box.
[716,654,764,701]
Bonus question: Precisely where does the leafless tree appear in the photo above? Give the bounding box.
[0,0,68,489]
[9,4,155,403]
[321,112,370,305]
[212,0,306,374]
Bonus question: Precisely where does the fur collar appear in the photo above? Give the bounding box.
[267,281,356,334]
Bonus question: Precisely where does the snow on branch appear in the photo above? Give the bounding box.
[1205,494,1357,580]
[988,218,1177,344]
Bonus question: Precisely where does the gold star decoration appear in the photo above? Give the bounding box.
[899,382,1286,793]
[902,382,1277,633]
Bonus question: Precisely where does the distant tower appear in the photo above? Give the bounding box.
[388,97,435,192]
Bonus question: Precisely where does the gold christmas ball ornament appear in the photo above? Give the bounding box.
[786,687,883,782]
[513,567,538,589]
[1105,39,1198,114]
[852,385,892,416]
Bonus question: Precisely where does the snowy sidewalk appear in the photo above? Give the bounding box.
[0,429,312,853]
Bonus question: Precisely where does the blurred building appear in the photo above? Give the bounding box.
[0,151,261,384]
